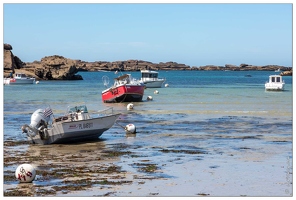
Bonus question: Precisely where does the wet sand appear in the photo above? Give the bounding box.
[3,113,293,197]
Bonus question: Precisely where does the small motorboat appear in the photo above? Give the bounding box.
[140,70,166,88]
[265,75,285,91]
[102,74,145,103]
[21,105,121,145]
[4,73,35,85]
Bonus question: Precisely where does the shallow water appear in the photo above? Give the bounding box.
[2,70,293,196]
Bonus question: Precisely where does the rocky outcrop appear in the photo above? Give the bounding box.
[73,59,191,72]
[3,44,25,72]
[3,44,82,80]
[280,70,292,76]
[28,55,83,80]
[3,43,292,79]
[195,64,291,72]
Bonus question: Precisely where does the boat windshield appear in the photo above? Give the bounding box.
[271,76,282,83]
[67,105,88,113]
[142,73,158,78]
[15,73,27,78]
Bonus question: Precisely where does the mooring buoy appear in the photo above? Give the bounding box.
[15,164,36,183]
[125,124,136,134]
[127,103,134,110]
[147,96,153,101]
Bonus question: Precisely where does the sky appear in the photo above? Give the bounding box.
[1,1,293,67]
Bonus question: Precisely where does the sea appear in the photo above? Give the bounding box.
[2,70,293,196]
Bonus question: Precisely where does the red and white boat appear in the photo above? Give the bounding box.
[102,74,145,103]
[4,73,35,85]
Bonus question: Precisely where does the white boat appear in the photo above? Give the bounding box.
[265,75,285,91]
[21,105,121,145]
[140,70,166,88]
[4,73,35,85]
[275,68,281,72]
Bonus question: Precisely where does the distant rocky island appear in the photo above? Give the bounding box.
[4,43,292,80]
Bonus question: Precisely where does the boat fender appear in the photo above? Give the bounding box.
[127,103,134,110]
[125,124,136,134]
[147,96,153,101]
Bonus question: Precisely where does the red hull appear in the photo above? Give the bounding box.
[102,84,145,103]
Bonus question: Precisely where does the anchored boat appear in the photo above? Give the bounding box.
[102,74,145,103]
[21,105,121,145]
[4,73,35,85]
[140,70,166,88]
[265,75,285,91]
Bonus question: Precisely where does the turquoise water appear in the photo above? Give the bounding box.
[3,70,292,141]
[3,70,293,196]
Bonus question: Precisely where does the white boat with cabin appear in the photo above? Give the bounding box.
[265,75,285,91]
[4,73,35,85]
[140,70,166,88]
[21,105,121,145]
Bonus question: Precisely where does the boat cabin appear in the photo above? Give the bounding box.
[265,75,285,91]
[15,73,29,78]
[141,70,159,79]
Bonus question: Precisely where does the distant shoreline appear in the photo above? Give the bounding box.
[4,44,293,79]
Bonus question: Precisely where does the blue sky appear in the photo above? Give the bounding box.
[2,2,293,67]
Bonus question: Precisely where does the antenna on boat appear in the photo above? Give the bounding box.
[102,75,110,88]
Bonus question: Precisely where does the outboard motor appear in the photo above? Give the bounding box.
[21,109,50,138]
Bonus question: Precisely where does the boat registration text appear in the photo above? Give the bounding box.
[68,123,94,130]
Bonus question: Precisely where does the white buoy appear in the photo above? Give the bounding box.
[36,81,39,84]
[125,124,136,134]
[147,96,153,101]
[15,164,36,183]
[115,70,118,74]
[154,90,159,94]
[165,83,169,87]
[127,103,134,110]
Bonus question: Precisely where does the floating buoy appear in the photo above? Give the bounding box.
[115,70,118,74]
[36,81,39,84]
[125,124,136,134]
[165,83,169,87]
[147,96,153,101]
[154,90,159,94]
[127,103,134,110]
[15,164,36,183]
